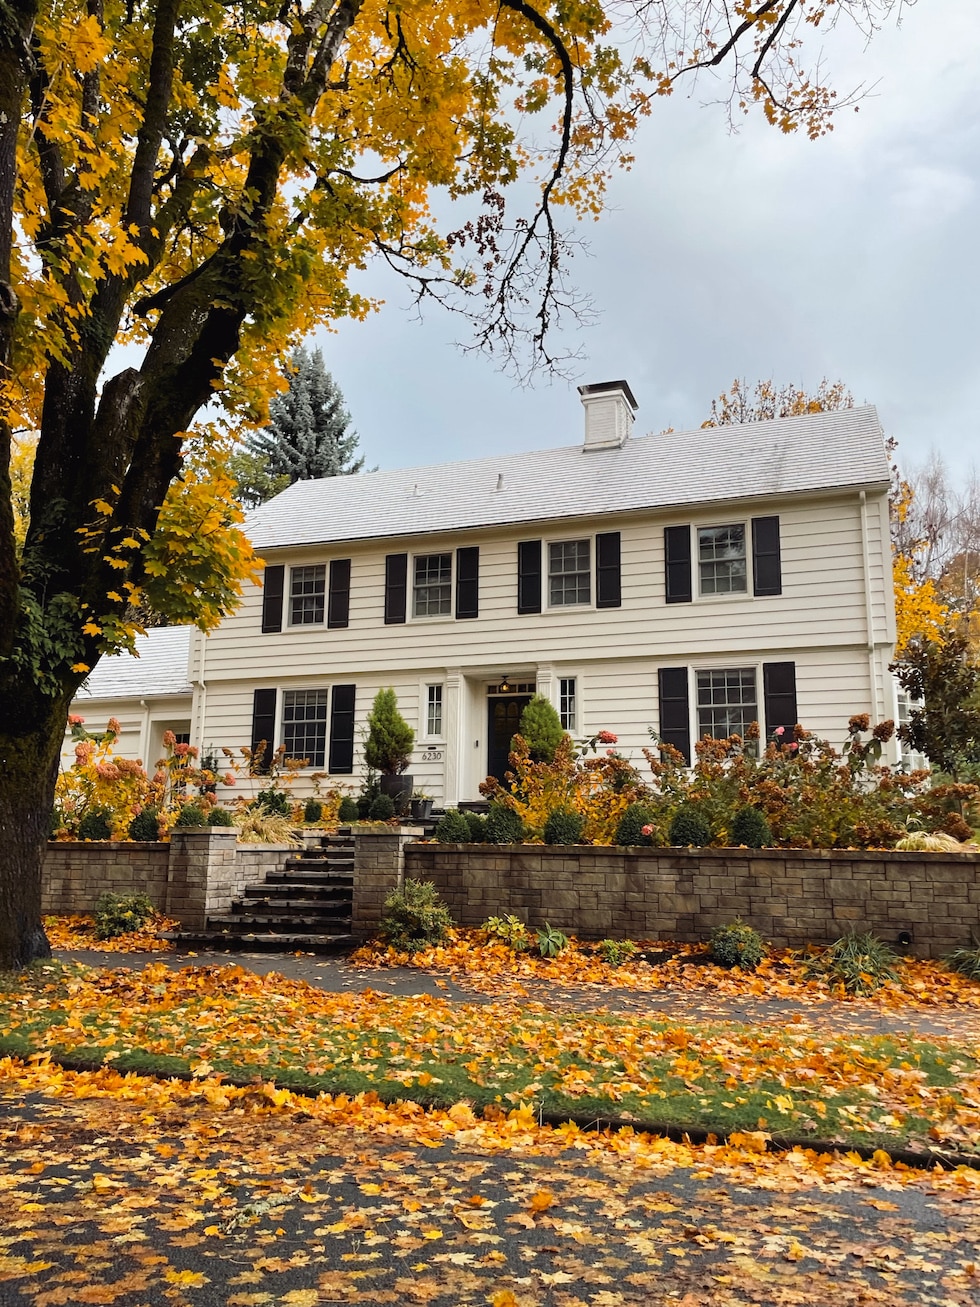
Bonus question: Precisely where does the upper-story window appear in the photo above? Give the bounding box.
[413,553,452,617]
[698,524,747,596]
[549,539,591,607]
[290,565,326,625]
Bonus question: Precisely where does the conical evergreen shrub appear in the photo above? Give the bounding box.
[517,695,565,762]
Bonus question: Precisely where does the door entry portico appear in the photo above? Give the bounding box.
[486,682,535,785]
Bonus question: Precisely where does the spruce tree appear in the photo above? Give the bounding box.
[244,347,365,500]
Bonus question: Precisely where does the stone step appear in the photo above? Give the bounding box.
[230,901,351,921]
[283,855,353,872]
[243,883,351,901]
[161,930,354,956]
[264,869,354,886]
[206,914,352,934]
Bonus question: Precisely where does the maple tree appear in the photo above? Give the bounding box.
[701,375,855,427]
[0,0,913,969]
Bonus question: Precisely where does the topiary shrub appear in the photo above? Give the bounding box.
[517,694,565,762]
[435,808,472,842]
[378,879,453,954]
[208,806,235,827]
[338,796,360,823]
[804,931,899,995]
[94,892,155,940]
[465,811,488,842]
[668,806,710,847]
[615,803,658,846]
[710,918,766,970]
[543,808,584,845]
[256,788,290,816]
[128,807,161,842]
[485,802,525,844]
[368,793,395,821]
[174,801,209,828]
[364,688,415,775]
[78,809,113,840]
[729,806,772,848]
[304,798,323,823]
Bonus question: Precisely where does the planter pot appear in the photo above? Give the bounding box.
[380,773,414,814]
[410,798,434,821]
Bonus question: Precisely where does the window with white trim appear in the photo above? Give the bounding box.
[696,668,758,741]
[698,524,747,595]
[413,553,452,617]
[282,689,328,767]
[549,539,591,607]
[289,565,326,625]
[559,678,577,732]
[426,684,444,738]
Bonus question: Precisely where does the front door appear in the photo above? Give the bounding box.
[486,695,534,785]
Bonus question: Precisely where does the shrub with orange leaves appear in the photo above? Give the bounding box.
[481,734,649,843]
[54,719,152,839]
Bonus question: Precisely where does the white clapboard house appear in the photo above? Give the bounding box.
[68,384,899,802]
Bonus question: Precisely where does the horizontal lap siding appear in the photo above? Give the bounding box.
[202,494,886,682]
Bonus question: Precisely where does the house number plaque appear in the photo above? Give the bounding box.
[421,749,443,761]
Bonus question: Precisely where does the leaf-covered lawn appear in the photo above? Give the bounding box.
[2,960,978,1158]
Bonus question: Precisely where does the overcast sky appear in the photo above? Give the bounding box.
[316,1,980,479]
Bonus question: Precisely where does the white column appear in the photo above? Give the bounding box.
[444,670,463,806]
[536,662,555,706]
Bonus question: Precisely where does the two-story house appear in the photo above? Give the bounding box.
[171,383,897,805]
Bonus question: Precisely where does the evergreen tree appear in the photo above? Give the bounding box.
[244,348,366,501]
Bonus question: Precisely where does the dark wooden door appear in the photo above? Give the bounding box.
[486,696,533,785]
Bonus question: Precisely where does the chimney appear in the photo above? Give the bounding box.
[577,380,637,451]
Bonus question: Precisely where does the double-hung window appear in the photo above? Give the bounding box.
[282,689,328,767]
[549,540,591,607]
[696,668,758,742]
[413,553,452,617]
[290,565,326,625]
[697,525,747,595]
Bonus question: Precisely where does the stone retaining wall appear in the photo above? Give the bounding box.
[404,844,980,958]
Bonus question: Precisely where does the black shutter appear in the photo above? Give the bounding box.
[752,516,782,597]
[657,668,691,765]
[328,684,356,773]
[456,546,479,619]
[664,526,693,604]
[517,540,542,614]
[261,564,285,632]
[595,531,622,609]
[763,662,798,742]
[327,558,351,629]
[250,688,277,773]
[384,553,408,624]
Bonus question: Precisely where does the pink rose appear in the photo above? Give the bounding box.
[174,742,190,757]
[597,730,618,744]
[223,773,236,786]
[789,742,799,751]
[775,726,785,736]
[68,714,85,726]
[641,824,653,836]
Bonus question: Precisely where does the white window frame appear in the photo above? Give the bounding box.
[547,537,592,609]
[281,687,329,768]
[695,521,748,599]
[412,552,453,619]
[425,683,445,740]
[288,564,326,626]
[558,676,578,733]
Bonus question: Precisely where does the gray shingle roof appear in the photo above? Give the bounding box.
[75,626,193,701]
[246,404,889,551]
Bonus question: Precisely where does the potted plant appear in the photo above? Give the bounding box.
[410,789,434,821]
[364,688,415,813]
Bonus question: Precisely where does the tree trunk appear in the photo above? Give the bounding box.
[0,703,67,970]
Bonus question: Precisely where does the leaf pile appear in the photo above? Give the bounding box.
[352,930,980,1011]
[43,913,178,953]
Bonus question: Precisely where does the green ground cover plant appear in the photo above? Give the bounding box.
[0,961,977,1158]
